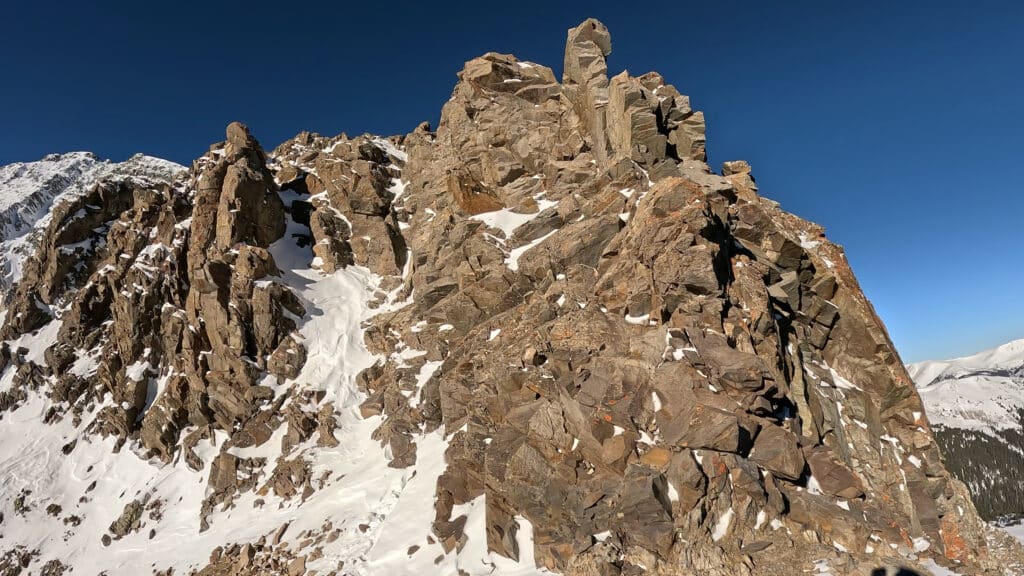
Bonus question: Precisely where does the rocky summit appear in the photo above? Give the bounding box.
[0,18,1021,576]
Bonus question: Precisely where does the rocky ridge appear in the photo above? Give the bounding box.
[0,18,1021,576]
[0,151,183,302]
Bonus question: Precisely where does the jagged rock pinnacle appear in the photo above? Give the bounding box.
[563,18,612,85]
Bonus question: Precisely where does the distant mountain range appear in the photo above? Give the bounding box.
[910,339,1024,521]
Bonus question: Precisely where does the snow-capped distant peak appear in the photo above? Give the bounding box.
[909,338,1024,388]
[910,339,1024,432]
[0,151,184,293]
[0,151,184,230]
[0,152,99,213]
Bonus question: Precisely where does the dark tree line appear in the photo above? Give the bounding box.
[934,409,1024,521]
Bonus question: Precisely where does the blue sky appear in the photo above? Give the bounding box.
[2,1,1021,362]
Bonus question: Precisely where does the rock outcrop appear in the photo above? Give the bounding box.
[0,152,183,300]
[0,125,315,517]
[0,17,1020,576]
[344,19,1018,576]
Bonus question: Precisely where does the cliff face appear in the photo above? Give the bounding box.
[0,18,1020,576]
[0,152,183,305]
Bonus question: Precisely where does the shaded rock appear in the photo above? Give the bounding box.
[750,424,806,481]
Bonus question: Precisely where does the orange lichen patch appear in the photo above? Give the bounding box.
[941,514,971,563]
[549,324,576,341]
[525,383,546,397]
[639,447,672,469]
[707,455,728,476]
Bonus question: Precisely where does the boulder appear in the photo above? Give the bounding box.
[805,446,865,499]
[659,402,757,454]
[750,424,806,481]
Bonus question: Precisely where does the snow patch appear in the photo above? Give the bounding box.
[506,230,557,272]
[711,508,734,542]
[469,197,557,239]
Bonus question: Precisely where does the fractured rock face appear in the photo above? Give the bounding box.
[0,123,310,487]
[346,17,1016,576]
[0,16,1020,576]
[271,132,407,276]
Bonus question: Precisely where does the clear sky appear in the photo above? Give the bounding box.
[2,1,1021,362]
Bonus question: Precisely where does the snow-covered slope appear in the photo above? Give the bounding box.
[0,227,545,575]
[0,152,183,294]
[910,339,1024,433]
[0,143,552,576]
[910,339,1024,522]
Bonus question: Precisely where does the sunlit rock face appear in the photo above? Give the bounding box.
[0,18,1020,576]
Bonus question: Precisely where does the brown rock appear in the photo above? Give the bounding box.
[287,556,306,576]
[805,446,865,499]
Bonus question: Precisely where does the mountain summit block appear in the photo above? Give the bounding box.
[0,18,1021,576]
